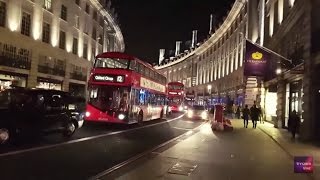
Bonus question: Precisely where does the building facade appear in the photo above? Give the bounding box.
[0,0,124,96]
[156,0,248,107]
[155,0,320,141]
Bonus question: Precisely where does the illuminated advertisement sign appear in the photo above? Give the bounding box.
[244,40,270,77]
[94,75,124,83]
[294,156,313,173]
[140,77,165,93]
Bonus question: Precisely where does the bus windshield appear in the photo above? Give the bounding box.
[168,85,183,90]
[88,86,130,111]
[94,57,130,69]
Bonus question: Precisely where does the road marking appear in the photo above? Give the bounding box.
[172,127,193,131]
[89,122,206,180]
[0,113,186,157]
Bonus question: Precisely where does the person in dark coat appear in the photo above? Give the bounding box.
[236,106,241,119]
[250,105,260,129]
[289,110,300,138]
[242,105,250,128]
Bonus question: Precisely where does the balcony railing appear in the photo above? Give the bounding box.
[70,72,87,81]
[0,55,31,70]
[38,65,65,77]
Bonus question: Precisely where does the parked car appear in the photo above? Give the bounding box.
[186,105,209,120]
[0,87,85,145]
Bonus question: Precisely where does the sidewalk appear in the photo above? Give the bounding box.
[258,121,320,166]
[99,120,319,180]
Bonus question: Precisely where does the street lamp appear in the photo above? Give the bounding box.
[276,68,282,75]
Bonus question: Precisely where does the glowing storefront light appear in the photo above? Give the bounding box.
[265,90,277,121]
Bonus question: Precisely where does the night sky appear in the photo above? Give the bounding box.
[112,0,234,63]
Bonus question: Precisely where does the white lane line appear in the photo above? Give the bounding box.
[0,113,186,157]
[89,122,207,180]
[172,127,192,131]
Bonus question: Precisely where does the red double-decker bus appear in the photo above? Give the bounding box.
[85,52,168,124]
[167,82,185,112]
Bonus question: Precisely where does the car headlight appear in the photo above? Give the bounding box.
[85,111,91,117]
[187,110,193,117]
[118,114,125,120]
[201,111,208,119]
[179,106,183,111]
[68,104,76,110]
[184,106,188,110]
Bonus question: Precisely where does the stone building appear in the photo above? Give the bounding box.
[0,0,124,96]
[155,0,320,141]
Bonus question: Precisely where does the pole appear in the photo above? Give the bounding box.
[209,14,213,34]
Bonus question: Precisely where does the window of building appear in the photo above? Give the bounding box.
[75,15,80,29]
[42,22,50,43]
[92,47,96,59]
[0,1,6,27]
[85,3,90,14]
[93,10,97,20]
[61,5,67,21]
[59,31,66,49]
[83,43,88,59]
[75,0,80,6]
[21,12,31,36]
[72,38,78,55]
[43,0,52,11]
[92,26,96,40]
[84,20,89,34]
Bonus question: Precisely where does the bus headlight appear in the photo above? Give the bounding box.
[201,111,208,119]
[179,106,183,111]
[118,114,125,120]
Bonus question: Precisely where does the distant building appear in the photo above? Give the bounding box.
[0,0,124,96]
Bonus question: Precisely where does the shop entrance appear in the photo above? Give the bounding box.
[285,80,303,128]
[0,72,27,91]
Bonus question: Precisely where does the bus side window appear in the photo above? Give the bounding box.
[129,60,136,71]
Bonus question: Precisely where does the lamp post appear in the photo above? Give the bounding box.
[207,85,212,107]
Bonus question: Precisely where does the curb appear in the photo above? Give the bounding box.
[259,127,315,180]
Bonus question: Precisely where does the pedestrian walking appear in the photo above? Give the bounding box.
[242,105,250,128]
[236,106,241,119]
[288,110,300,139]
[250,104,260,128]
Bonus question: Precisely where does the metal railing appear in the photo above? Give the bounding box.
[0,55,31,70]
[38,65,65,76]
[70,72,87,81]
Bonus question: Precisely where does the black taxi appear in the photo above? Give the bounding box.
[0,87,85,144]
